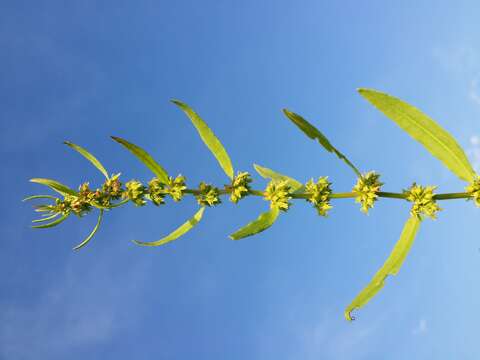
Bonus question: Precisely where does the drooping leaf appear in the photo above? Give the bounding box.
[283,109,361,177]
[229,207,280,240]
[344,215,421,321]
[31,213,69,229]
[358,88,475,182]
[133,207,205,247]
[64,141,109,179]
[32,213,60,223]
[30,178,78,196]
[23,195,57,202]
[73,210,104,250]
[172,100,234,180]
[111,136,169,184]
[253,164,304,192]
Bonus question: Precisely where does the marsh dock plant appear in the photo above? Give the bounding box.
[25,89,480,321]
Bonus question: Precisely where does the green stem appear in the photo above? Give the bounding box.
[433,192,470,200]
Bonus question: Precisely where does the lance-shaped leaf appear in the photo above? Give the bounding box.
[254,164,304,192]
[172,100,234,180]
[64,141,109,179]
[31,213,70,229]
[358,88,475,182]
[32,213,60,223]
[23,195,58,202]
[30,178,78,196]
[229,207,280,240]
[133,207,205,247]
[111,136,169,184]
[344,215,421,321]
[73,210,104,250]
[283,109,361,177]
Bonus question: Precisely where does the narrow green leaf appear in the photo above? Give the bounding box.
[283,109,361,177]
[23,195,57,202]
[172,100,234,179]
[229,207,280,240]
[64,141,109,179]
[111,136,169,184]
[133,207,205,247]
[253,164,303,192]
[344,215,421,321]
[32,213,60,223]
[358,88,475,182]
[31,213,69,229]
[73,210,103,250]
[30,178,78,196]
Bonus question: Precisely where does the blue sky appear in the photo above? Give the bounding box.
[2,1,480,359]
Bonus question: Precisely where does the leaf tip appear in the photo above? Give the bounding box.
[344,309,355,322]
[170,99,183,106]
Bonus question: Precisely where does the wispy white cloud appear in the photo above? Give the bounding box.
[412,318,427,336]
[0,256,151,360]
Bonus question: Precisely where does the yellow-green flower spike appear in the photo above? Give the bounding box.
[164,175,187,202]
[123,180,147,206]
[264,180,292,211]
[196,182,221,207]
[465,176,480,207]
[227,171,252,203]
[305,177,332,216]
[353,171,383,214]
[404,183,441,219]
[148,178,167,206]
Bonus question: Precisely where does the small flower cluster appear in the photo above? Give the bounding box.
[305,177,332,216]
[164,175,187,202]
[264,180,292,211]
[465,177,480,207]
[196,182,221,206]
[123,180,147,206]
[131,175,188,206]
[353,171,383,214]
[404,183,441,219]
[227,172,252,203]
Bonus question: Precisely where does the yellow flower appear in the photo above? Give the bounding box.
[353,172,383,214]
[228,172,252,203]
[196,182,221,207]
[465,176,480,207]
[264,180,292,211]
[123,180,147,206]
[404,183,441,219]
[305,177,332,216]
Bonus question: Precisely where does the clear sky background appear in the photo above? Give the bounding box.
[2,1,480,359]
